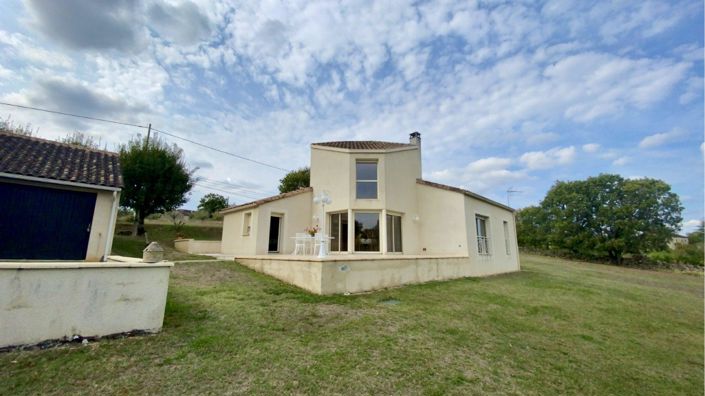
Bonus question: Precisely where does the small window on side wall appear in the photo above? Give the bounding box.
[476,215,490,255]
[503,220,511,255]
[356,161,377,199]
[242,212,252,236]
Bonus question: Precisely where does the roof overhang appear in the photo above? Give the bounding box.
[311,144,419,154]
[0,172,122,192]
[416,179,515,212]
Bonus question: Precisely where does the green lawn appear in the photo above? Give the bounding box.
[111,223,222,261]
[2,254,702,395]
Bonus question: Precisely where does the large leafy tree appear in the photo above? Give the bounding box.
[278,167,309,193]
[120,135,195,235]
[198,193,229,217]
[516,206,549,250]
[531,174,682,263]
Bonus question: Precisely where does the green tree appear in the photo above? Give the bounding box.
[688,221,704,245]
[516,206,549,250]
[278,167,310,193]
[198,193,229,217]
[119,135,195,235]
[538,174,682,264]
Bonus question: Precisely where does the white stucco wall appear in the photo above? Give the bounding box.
[86,190,120,261]
[416,183,469,256]
[221,190,313,256]
[465,196,520,275]
[174,239,222,254]
[221,208,259,255]
[0,262,172,348]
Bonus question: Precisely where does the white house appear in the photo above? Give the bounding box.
[220,133,520,294]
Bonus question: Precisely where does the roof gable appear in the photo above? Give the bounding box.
[0,131,123,188]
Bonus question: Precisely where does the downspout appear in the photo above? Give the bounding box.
[102,191,119,262]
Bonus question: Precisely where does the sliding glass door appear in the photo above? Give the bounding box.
[329,212,348,252]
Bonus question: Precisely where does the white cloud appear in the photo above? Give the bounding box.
[682,219,703,233]
[0,30,73,68]
[639,128,683,149]
[520,146,576,170]
[612,156,630,166]
[582,143,600,153]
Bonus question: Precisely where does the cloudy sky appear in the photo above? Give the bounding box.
[0,0,702,231]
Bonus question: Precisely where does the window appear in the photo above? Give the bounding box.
[242,212,252,236]
[354,212,380,251]
[386,214,402,253]
[476,215,490,255]
[503,220,511,255]
[356,161,377,199]
[329,212,349,252]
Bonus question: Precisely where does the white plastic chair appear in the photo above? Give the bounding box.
[313,232,323,256]
[293,233,307,255]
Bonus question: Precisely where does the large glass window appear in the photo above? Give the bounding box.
[476,215,490,255]
[354,212,380,251]
[329,212,348,252]
[386,214,402,253]
[356,161,377,199]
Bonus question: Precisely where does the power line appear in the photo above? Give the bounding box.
[0,101,290,172]
[193,183,262,201]
[0,101,148,129]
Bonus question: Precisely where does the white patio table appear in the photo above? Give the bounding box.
[290,234,335,257]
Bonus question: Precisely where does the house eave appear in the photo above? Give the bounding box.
[416,179,515,212]
[0,172,122,192]
[311,144,419,154]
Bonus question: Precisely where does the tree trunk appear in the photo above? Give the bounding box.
[134,210,146,236]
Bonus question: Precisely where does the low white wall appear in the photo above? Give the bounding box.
[235,255,519,295]
[174,239,221,254]
[236,257,323,294]
[0,262,173,348]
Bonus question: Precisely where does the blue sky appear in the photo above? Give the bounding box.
[0,0,702,232]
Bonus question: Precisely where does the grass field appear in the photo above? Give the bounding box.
[1,254,702,395]
[111,223,222,261]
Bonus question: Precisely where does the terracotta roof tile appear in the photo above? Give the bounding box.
[312,141,415,150]
[0,131,123,188]
[220,187,313,214]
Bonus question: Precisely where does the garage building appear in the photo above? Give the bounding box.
[0,131,122,261]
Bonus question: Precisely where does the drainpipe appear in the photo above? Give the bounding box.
[102,191,119,262]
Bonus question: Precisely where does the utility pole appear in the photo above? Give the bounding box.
[506,187,522,207]
[145,123,151,147]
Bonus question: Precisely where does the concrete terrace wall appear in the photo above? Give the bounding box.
[234,255,517,295]
[174,239,221,254]
[0,262,172,348]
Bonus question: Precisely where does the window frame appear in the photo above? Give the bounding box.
[242,212,252,236]
[386,213,403,253]
[355,160,378,199]
[328,211,349,253]
[353,211,381,252]
[503,220,511,255]
[475,214,491,256]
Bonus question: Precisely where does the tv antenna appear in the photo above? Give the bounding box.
[506,187,522,206]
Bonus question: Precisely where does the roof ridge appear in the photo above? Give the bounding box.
[0,129,120,157]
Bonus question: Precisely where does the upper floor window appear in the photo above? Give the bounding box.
[356,161,377,199]
[476,215,490,255]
